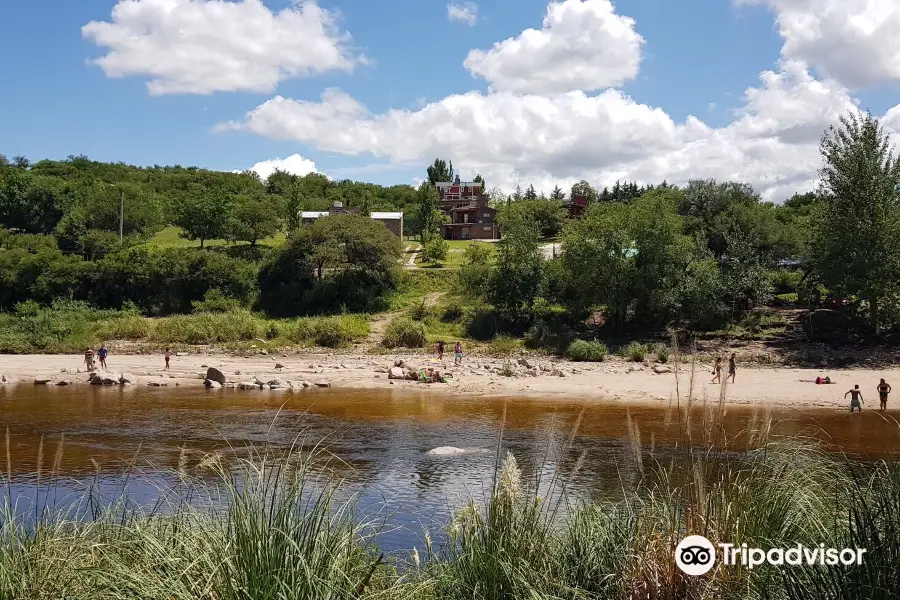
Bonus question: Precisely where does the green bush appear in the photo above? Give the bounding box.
[775,292,799,304]
[465,307,499,341]
[192,289,245,313]
[441,300,464,323]
[289,315,369,348]
[621,341,648,362]
[422,236,449,264]
[567,339,608,362]
[488,335,518,356]
[654,343,670,363]
[382,317,426,348]
[409,299,429,321]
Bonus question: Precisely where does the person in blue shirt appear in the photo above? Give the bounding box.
[98,344,109,370]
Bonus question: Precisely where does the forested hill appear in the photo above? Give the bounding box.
[0,153,419,238]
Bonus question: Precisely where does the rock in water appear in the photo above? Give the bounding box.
[314,381,331,388]
[205,367,227,385]
[238,381,260,390]
[119,373,136,385]
[275,363,285,370]
[205,380,222,389]
[388,367,406,380]
[426,447,468,456]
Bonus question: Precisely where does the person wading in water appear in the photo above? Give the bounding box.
[877,378,892,412]
[845,384,864,413]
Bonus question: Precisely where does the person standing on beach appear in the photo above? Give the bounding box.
[877,379,891,411]
[164,347,171,370]
[711,357,722,384]
[728,353,736,383]
[84,348,95,372]
[437,341,445,361]
[98,344,109,370]
[845,385,863,413]
[454,341,463,365]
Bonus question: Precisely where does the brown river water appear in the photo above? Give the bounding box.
[1,385,899,551]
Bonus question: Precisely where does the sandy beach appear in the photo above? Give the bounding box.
[1,350,898,410]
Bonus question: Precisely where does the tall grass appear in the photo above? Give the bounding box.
[0,302,370,352]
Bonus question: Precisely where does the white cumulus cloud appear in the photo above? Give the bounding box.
[248,154,319,180]
[463,0,644,94]
[447,3,478,25]
[82,0,365,95]
[737,0,900,89]
[215,0,900,201]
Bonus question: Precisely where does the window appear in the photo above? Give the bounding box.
[483,213,490,219]
[462,228,469,239]
[464,213,469,223]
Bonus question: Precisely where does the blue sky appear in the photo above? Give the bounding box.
[2,0,899,199]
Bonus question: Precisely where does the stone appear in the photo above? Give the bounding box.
[314,381,331,388]
[571,368,582,374]
[176,352,187,357]
[275,363,285,370]
[147,380,168,387]
[90,371,121,386]
[375,367,388,373]
[54,379,73,386]
[653,365,673,374]
[517,358,533,369]
[557,370,566,377]
[0,374,16,384]
[388,367,406,380]
[267,379,287,387]
[205,367,227,385]
[252,376,266,386]
[205,380,222,389]
[260,349,268,355]
[238,381,260,390]
[234,370,242,375]
[540,364,552,372]
[299,380,312,388]
[119,373,136,384]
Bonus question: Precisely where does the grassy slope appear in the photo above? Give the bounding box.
[146,226,287,249]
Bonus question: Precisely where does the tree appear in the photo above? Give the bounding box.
[258,214,401,316]
[228,194,283,246]
[426,158,454,184]
[570,180,597,203]
[422,236,449,264]
[524,184,538,200]
[550,185,566,201]
[512,185,524,202]
[414,181,443,241]
[500,199,566,239]
[491,207,543,321]
[474,173,486,189]
[811,111,900,334]
[174,189,231,248]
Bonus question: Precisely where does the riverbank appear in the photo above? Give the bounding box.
[2,351,899,409]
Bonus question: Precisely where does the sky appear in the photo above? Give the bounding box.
[2,0,900,201]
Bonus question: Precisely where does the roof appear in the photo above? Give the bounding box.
[300,211,402,220]
[435,181,482,187]
[450,205,492,212]
[370,212,403,220]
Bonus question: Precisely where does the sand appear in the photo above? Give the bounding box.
[1,351,898,410]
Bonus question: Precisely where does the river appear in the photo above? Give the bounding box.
[1,385,898,552]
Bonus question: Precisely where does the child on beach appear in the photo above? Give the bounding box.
[454,341,463,365]
[845,385,863,413]
[84,348,95,372]
[98,344,108,370]
[437,341,445,361]
[727,353,736,383]
[164,347,171,370]
[711,357,722,384]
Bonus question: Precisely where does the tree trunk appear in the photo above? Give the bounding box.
[200,238,205,249]
[872,294,880,335]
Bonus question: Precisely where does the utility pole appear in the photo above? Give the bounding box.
[119,190,124,241]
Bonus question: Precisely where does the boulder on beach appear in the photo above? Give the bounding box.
[205,380,222,389]
[90,371,121,386]
[54,379,73,386]
[34,377,52,385]
[205,367,227,385]
[314,381,331,388]
[653,365,673,374]
[238,381,260,390]
[388,367,406,380]
[119,373,136,385]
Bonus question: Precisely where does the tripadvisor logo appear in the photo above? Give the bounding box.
[675,535,866,576]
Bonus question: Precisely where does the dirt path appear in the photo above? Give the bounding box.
[404,244,422,268]
[366,292,445,345]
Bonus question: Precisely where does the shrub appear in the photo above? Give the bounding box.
[192,289,244,313]
[465,307,499,341]
[740,310,787,334]
[621,341,648,362]
[654,343,669,364]
[422,237,449,264]
[441,300,464,323]
[409,299,429,321]
[488,335,518,357]
[382,318,426,348]
[567,339,608,362]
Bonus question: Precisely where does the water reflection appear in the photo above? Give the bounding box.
[1,385,899,552]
